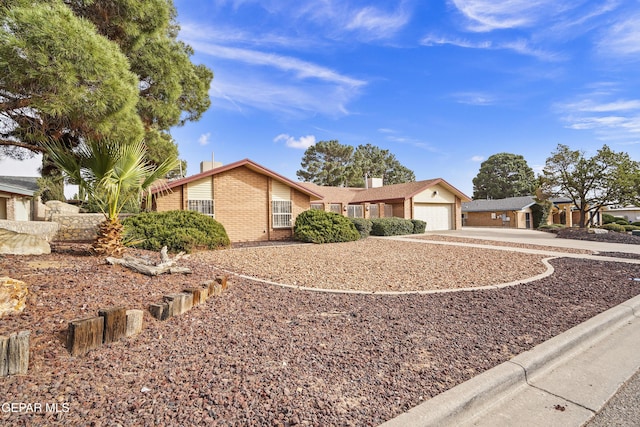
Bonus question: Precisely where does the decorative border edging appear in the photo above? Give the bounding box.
[0,330,30,377]
[216,258,556,296]
[66,275,229,357]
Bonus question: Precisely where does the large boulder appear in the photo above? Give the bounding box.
[0,228,51,255]
[0,277,28,317]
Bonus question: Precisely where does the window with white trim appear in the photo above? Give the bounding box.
[311,203,324,210]
[330,203,342,213]
[347,205,363,218]
[272,200,292,228]
[188,199,214,217]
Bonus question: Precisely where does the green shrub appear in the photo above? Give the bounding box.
[294,210,360,243]
[632,221,640,227]
[411,219,427,234]
[600,223,626,233]
[537,224,566,233]
[351,218,373,238]
[624,225,640,232]
[123,210,230,252]
[602,213,615,224]
[370,217,415,236]
[614,218,630,226]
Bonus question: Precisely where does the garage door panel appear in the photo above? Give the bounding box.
[414,203,452,231]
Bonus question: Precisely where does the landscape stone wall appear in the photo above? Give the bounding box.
[51,213,104,242]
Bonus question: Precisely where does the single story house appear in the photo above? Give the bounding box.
[299,178,470,231]
[0,176,39,221]
[149,159,324,242]
[462,196,603,228]
[149,159,470,242]
[601,206,640,223]
[462,196,537,229]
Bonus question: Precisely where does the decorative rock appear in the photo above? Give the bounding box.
[0,229,51,255]
[125,310,144,337]
[0,277,29,317]
[588,228,609,234]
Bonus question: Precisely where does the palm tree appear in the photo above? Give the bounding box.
[43,138,178,256]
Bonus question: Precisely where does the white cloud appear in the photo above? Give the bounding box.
[274,134,316,149]
[198,133,212,146]
[421,34,562,61]
[471,155,485,162]
[450,0,570,32]
[344,5,411,40]
[451,91,497,106]
[597,14,640,58]
[556,90,640,142]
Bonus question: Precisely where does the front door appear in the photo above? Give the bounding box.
[525,212,531,229]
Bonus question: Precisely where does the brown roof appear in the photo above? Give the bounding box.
[299,178,471,204]
[151,158,324,199]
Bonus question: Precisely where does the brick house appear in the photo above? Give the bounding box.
[300,178,470,231]
[0,176,39,221]
[150,159,470,242]
[462,196,537,228]
[150,159,323,242]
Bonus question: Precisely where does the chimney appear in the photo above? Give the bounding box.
[200,152,223,172]
[367,177,383,188]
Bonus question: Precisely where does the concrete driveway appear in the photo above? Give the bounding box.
[427,227,640,255]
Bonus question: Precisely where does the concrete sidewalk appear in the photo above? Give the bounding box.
[380,294,640,427]
[380,228,640,427]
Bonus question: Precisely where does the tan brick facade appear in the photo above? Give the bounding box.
[153,165,312,243]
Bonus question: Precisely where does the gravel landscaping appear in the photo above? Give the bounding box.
[1,239,639,426]
[194,239,550,292]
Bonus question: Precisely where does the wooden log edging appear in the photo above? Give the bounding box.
[0,330,30,377]
[149,274,230,321]
[66,274,231,356]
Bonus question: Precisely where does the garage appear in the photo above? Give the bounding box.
[414,203,453,231]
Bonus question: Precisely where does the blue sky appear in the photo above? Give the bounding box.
[2,0,640,197]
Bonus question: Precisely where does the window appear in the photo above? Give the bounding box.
[330,204,342,213]
[347,205,363,218]
[384,204,394,218]
[188,199,214,216]
[311,203,324,210]
[369,204,379,219]
[272,200,292,228]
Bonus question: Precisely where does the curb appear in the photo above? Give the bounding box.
[379,293,640,427]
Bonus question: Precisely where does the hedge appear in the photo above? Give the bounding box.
[411,219,427,234]
[123,210,230,252]
[294,210,361,243]
[350,218,373,238]
[600,223,626,233]
[370,218,414,236]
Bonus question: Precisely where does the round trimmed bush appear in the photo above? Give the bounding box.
[123,210,230,252]
[411,219,427,234]
[294,210,360,243]
[350,218,373,238]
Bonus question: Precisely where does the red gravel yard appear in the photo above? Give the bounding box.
[1,239,639,426]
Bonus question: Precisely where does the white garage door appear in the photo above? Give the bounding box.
[414,203,453,231]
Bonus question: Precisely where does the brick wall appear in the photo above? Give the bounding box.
[215,166,269,242]
[464,211,518,228]
[155,187,185,212]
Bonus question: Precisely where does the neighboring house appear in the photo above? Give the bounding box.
[299,177,471,231]
[602,206,640,223]
[462,196,537,229]
[0,176,39,221]
[149,159,324,242]
[462,196,603,228]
